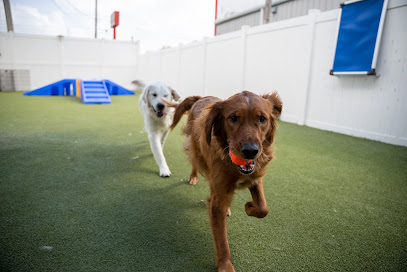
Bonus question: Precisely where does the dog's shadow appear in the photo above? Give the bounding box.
[129,140,159,176]
[129,153,157,176]
[114,165,215,271]
[123,136,216,270]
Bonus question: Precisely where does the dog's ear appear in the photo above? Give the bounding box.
[171,89,180,101]
[205,101,226,145]
[262,92,283,144]
[262,92,282,119]
[142,86,151,106]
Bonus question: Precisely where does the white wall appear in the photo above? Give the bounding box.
[137,0,407,146]
[0,33,140,90]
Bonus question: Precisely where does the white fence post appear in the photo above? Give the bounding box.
[10,32,16,71]
[298,9,320,126]
[57,36,65,78]
[177,43,183,90]
[100,39,105,78]
[159,50,163,81]
[202,37,208,96]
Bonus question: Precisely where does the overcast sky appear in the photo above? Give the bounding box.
[0,0,265,53]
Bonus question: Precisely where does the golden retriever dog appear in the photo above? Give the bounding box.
[170,91,283,272]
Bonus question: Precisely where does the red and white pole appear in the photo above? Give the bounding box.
[214,0,218,36]
[111,11,119,40]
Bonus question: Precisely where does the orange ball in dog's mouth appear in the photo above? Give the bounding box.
[229,150,256,174]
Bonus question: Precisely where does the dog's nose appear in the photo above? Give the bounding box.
[157,103,165,111]
[241,143,259,159]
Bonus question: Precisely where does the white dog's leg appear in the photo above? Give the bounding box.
[148,133,171,177]
[161,129,170,147]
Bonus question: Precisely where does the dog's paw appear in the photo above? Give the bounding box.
[245,201,255,216]
[218,260,235,272]
[245,201,268,218]
[159,167,171,178]
[226,208,232,217]
[188,176,198,185]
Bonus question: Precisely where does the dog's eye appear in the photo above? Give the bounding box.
[259,116,267,123]
[152,93,157,97]
[229,115,238,123]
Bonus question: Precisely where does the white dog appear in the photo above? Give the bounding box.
[138,82,180,177]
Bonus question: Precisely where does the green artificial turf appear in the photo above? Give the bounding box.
[0,92,406,272]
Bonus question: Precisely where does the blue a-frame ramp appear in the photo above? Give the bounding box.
[24,79,135,104]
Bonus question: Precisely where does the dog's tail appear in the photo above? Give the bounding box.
[131,80,145,89]
[161,98,178,108]
[170,96,202,131]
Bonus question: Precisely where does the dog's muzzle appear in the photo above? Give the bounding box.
[229,149,256,175]
[154,103,166,118]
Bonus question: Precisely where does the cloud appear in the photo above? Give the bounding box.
[84,0,215,52]
[13,4,68,36]
[54,0,94,16]
[4,0,215,53]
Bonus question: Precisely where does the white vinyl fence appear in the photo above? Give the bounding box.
[137,0,407,147]
[0,1,405,146]
[0,33,139,91]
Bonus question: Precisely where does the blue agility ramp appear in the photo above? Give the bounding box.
[103,79,135,95]
[330,0,389,75]
[23,79,78,96]
[24,79,135,104]
[81,80,111,104]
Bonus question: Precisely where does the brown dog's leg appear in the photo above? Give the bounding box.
[209,188,235,272]
[188,167,198,185]
[245,179,269,218]
[207,199,231,217]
